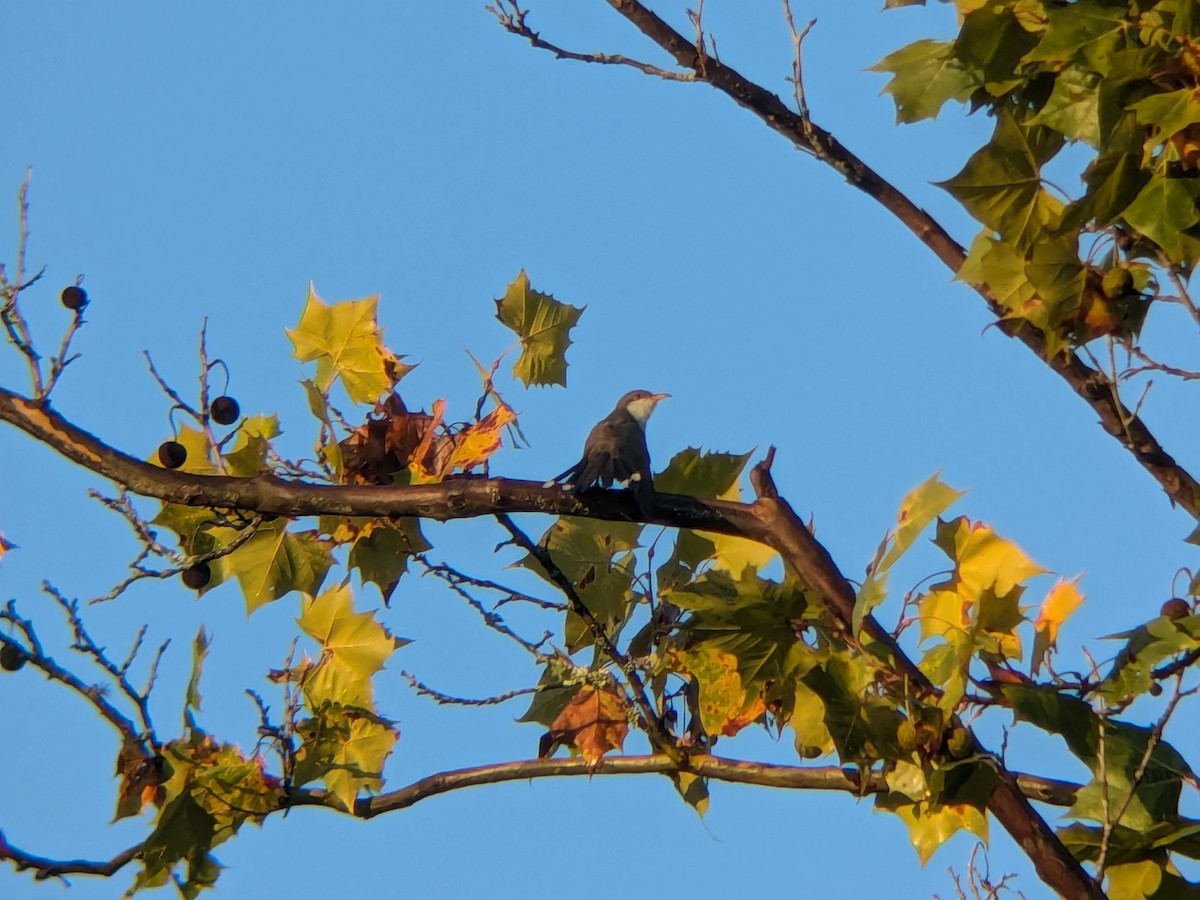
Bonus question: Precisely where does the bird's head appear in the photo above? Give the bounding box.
[618,389,670,429]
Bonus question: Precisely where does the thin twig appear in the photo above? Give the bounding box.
[493,512,680,761]
[486,1,695,81]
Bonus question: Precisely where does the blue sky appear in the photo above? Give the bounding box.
[1,2,1197,897]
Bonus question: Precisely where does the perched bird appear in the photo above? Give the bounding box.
[547,390,670,516]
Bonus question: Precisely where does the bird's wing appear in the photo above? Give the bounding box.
[546,457,587,487]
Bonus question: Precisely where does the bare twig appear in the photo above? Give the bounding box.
[486,1,695,81]
[400,672,541,707]
[42,583,163,746]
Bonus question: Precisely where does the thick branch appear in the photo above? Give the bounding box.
[0,386,755,531]
[584,0,1197,520]
[744,452,1102,899]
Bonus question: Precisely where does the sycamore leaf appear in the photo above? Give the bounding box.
[1121,175,1200,265]
[669,646,766,737]
[1027,66,1101,146]
[876,795,989,865]
[656,448,777,576]
[871,39,980,123]
[1004,685,1196,830]
[937,110,1064,249]
[494,270,584,387]
[346,518,430,604]
[856,474,964,633]
[440,400,518,475]
[293,704,397,812]
[1129,88,1200,147]
[952,4,1039,92]
[1022,0,1128,73]
[226,523,334,614]
[286,285,405,404]
[298,582,406,679]
[669,771,710,816]
[522,516,641,651]
[222,414,280,477]
[791,681,835,759]
[301,379,343,478]
[546,684,629,768]
[1031,577,1084,675]
[933,517,1046,598]
[1098,614,1200,705]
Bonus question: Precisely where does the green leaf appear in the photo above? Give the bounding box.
[1129,87,1200,145]
[654,447,753,498]
[1027,66,1102,145]
[952,4,1040,94]
[1121,175,1200,264]
[667,570,814,703]
[521,517,640,651]
[938,110,1064,249]
[226,523,334,614]
[1003,685,1196,830]
[222,414,280,477]
[1023,0,1130,74]
[871,39,980,123]
[301,379,343,478]
[1099,615,1200,704]
[293,703,397,812]
[346,518,430,604]
[494,269,584,387]
[286,285,405,404]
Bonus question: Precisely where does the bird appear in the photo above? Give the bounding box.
[546,389,670,516]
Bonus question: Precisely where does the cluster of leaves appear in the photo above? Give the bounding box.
[93,273,584,892]
[876,0,1200,355]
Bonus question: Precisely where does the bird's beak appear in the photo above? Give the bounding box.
[651,392,671,403]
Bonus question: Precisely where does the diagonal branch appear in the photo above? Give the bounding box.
[498,0,1198,520]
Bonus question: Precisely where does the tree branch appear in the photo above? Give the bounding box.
[281,754,1082,818]
[522,0,1199,520]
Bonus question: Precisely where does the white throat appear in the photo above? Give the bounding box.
[625,397,659,430]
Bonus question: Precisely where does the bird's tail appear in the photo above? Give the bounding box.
[544,459,585,488]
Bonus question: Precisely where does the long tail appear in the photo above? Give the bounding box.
[544,457,586,488]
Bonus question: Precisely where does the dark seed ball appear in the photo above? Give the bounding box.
[158,441,188,469]
[210,395,241,426]
[0,643,26,672]
[61,285,88,310]
[181,562,211,590]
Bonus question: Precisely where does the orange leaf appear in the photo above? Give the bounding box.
[442,401,517,476]
[547,684,629,768]
[1031,577,1084,675]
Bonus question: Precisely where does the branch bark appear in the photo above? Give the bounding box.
[0,753,1082,881]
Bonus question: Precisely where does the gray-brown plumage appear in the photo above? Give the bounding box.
[547,389,670,516]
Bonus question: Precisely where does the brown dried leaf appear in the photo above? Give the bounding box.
[547,684,629,768]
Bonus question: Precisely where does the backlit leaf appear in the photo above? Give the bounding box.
[494,269,584,387]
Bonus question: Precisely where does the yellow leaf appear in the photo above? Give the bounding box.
[286,285,400,404]
[1032,577,1084,675]
[669,646,765,737]
[298,583,404,679]
[885,799,988,865]
[936,517,1047,597]
[440,400,517,476]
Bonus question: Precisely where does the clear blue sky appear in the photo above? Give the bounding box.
[1,2,1196,898]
